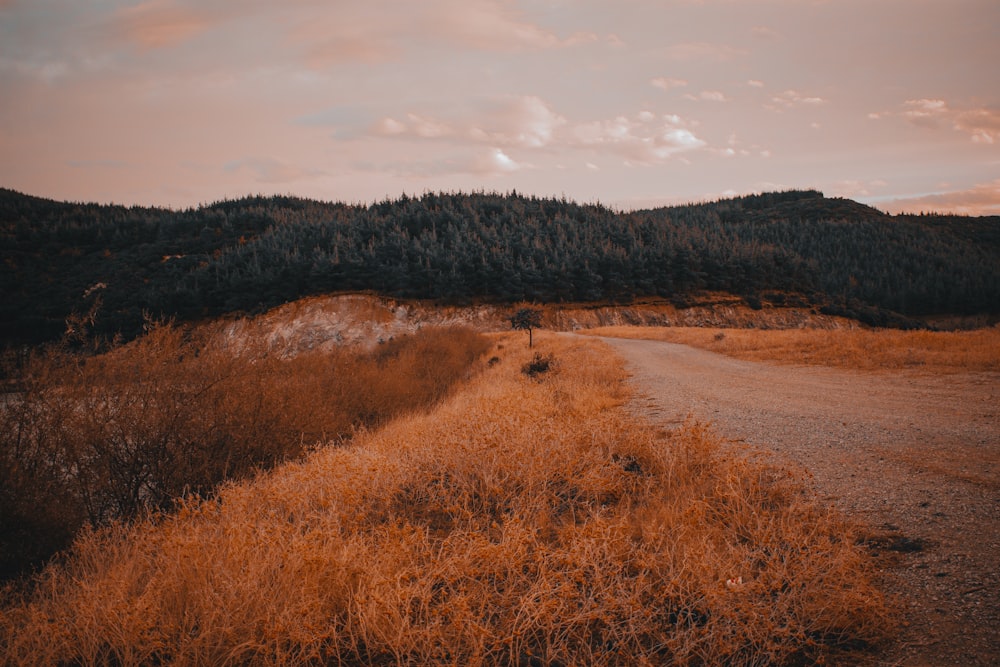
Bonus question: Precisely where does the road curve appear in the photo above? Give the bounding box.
[599,336,1000,667]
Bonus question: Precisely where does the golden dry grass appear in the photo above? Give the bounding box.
[0,324,492,577]
[582,325,1000,373]
[0,333,893,665]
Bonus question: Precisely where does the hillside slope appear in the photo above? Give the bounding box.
[2,188,998,345]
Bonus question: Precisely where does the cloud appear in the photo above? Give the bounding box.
[953,108,1000,145]
[223,157,322,184]
[877,179,1000,216]
[831,179,888,199]
[432,0,597,52]
[281,1,601,70]
[665,41,748,62]
[472,147,521,174]
[371,95,565,149]
[368,95,706,166]
[301,35,400,67]
[112,0,210,49]
[650,77,688,91]
[286,4,411,67]
[571,112,706,164]
[751,25,779,40]
[902,98,948,128]
[365,98,707,172]
[356,146,522,179]
[684,90,729,103]
[893,99,1000,144]
[294,106,372,139]
[769,89,826,109]
[475,95,567,148]
[380,113,453,139]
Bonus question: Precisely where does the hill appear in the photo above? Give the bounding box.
[2,187,998,345]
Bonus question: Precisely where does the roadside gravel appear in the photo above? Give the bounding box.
[600,336,1000,666]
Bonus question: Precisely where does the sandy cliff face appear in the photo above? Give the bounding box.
[216,293,857,355]
[219,294,506,354]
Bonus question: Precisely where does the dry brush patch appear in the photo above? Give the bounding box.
[1,333,893,665]
[583,325,1000,373]
[0,323,491,579]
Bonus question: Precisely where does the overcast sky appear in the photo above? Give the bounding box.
[1,0,998,213]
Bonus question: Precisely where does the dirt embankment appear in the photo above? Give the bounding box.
[216,293,858,355]
[601,336,1000,666]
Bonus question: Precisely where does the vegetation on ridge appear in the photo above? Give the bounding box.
[3,187,998,345]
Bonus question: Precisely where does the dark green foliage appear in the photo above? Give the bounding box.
[2,187,999,346]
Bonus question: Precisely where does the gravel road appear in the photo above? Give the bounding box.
[601,336,1000,666]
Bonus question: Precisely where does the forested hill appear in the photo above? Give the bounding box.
[2,187,999,345]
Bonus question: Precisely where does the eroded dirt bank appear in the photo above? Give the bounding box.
[601,336,1000,666]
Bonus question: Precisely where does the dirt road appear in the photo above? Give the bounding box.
[600,336,1000,666]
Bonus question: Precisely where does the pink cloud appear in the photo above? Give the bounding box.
[357,146,522,179]
[751,25,779,40]
[897,99,1000,144]
[650,77,688,91]
[286,0,592,69]
[372,118,409,136]
[223,157,322,184]
[302,36,400,67]
[769,89,826,109]
[666,41,748,62]
[902,98,949,128]
[684,90,729,103]
[571,112,706,164]
[367,97,706,169]
[287,4,411,67]
[479,96,567,148]
[372,113,454,139]
[435,0,596,51]
[372,96,564,149]
[113,0,209,49]
[878,180,1000,216]
[471,147,521,174]
[954,108,1000,145]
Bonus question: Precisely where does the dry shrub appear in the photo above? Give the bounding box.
[521,352,555,378]
[0,323,490,579]
[0,332,892,666]
[585,325,1000,373]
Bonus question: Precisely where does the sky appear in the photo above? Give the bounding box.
[1,0,998,214]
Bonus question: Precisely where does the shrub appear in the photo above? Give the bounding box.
[0,323,490,579]
[521,352,555,378]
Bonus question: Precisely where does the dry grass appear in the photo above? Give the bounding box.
[0,323,491,578]
[583,325,1000,373]
[1,333,893,665]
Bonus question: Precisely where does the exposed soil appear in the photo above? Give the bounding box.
[600,336,1000,666]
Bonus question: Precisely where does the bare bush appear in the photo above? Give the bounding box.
[521,352,555,378]
[0,324,490,578]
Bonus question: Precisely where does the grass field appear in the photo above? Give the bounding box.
[581,325,1000,373]
[1,332,892,665]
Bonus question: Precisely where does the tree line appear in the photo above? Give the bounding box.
[2,187,999,345]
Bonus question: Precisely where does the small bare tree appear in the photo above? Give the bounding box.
[510,307,542,348]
